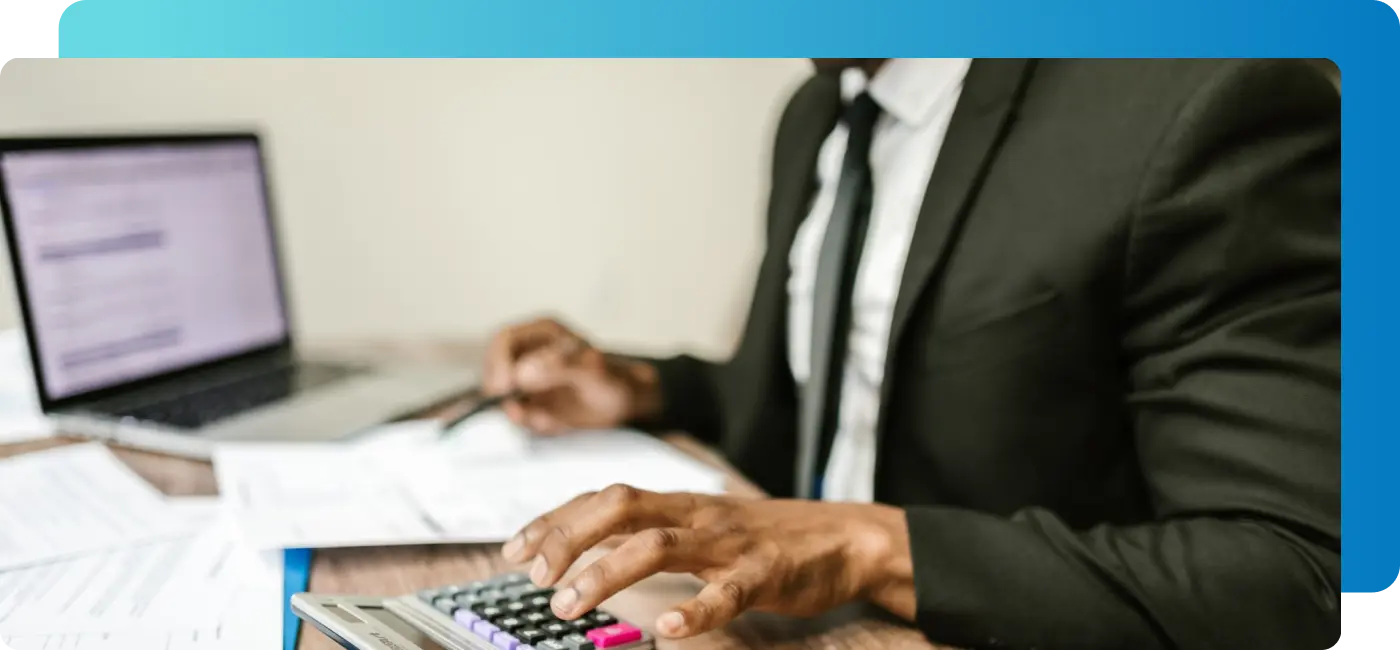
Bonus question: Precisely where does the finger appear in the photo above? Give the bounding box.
[551,528,712,620]
[525,485,692,588]
[513,336,588,394]
[656,572,761,639]
[483,319,569,394]
[501,490,595,563]
[501,400,528,426]
[524,407,564,435]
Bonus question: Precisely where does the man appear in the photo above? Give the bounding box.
[483,58,1341,650]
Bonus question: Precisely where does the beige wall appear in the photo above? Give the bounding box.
[0,59,811,357]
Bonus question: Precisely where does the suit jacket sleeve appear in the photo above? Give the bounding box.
[904,61,1341,650]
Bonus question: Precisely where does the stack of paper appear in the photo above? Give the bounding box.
[0,445,282,650]
[213,411,729,550]
[0,407,732,649]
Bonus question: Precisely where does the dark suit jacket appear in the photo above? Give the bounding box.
[637,59,1341,650]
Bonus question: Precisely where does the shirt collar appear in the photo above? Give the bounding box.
[839,58,973,127]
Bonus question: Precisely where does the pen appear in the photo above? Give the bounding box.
[439,389,525,437]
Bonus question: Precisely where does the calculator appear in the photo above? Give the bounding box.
[291,571,654,650]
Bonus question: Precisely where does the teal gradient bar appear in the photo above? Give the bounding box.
[52,0,1400,593]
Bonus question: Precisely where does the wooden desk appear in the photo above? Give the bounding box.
[0,342,943,650]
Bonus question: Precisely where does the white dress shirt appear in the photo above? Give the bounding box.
[787,58,972,503]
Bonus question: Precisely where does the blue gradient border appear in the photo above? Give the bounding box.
[55,0,1400,593]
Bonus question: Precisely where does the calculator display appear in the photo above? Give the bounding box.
[357,605,448,650]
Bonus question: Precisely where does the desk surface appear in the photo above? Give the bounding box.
[0,341,945,650]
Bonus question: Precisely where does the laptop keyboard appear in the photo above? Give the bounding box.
[112,363,361,429]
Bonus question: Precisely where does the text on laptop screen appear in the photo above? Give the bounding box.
[0,140,289,400]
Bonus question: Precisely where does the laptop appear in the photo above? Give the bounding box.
[0,132,476,459]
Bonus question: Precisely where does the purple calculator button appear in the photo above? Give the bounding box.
[491,631,520,650]
[453,609,480,628]
[472,620,500,638]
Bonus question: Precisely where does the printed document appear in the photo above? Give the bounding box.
[0,498,282,650]
[214,413,727,549]
[0,443,188,571]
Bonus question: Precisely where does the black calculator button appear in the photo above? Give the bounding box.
[505,600,529,615]
[526,595,553,610]
[431,597,457,615]
[518,628,549,644]
[569,617,596,631]
[542,622,571,637]
[561,633,595,650]
[536,641,569,650]
[498,572,531,586]
[523,611,551,625]
[497,617,525,632]
[477,605,505,619]
[590,612,616,626]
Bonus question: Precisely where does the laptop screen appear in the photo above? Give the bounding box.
[0,139,289,401]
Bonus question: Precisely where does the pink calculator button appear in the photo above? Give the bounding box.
[586,623,643,648]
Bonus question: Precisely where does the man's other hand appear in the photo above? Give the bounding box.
[482,318,661,434]
[500,486,916,639]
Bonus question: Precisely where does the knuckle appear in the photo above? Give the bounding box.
[704,517,745,537]
[602,483,640,506]
[641,528,681,554]
[688,598,715,621]
[578,562,610,592]
[543,524,572,549]
[717,581,749,609]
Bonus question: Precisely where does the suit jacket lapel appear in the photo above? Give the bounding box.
[883,59,1037,386]
[769,78,843,260]
[734,77,841,451]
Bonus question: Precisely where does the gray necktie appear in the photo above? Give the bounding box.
[796,92,883,499]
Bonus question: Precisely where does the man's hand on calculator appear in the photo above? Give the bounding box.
[500,486,917,639]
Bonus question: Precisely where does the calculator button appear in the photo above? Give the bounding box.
[491,631,522,650]
[480,589,507,603]
[561,633,595,650]
[535,642,568,650]
[432,597,458,614]
[454,609,481,628]
[472,620,501,639]
[498,572,531,586]
[568,618,596,632]
[477,605,505,619]
[590,612,616,626]
[526,595,553,610]
[542,622,570,637]
[498,617,526,632]
[504,584,536,598]
[518,586,553,599]
[517,628,549,644]
[455,592,484,607]
[586,624,642,648]
[505,601,530,615]
[523,611,551,625]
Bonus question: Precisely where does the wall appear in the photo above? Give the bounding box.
[0,58,812,357]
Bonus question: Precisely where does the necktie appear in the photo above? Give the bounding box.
[797,92,883,500]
